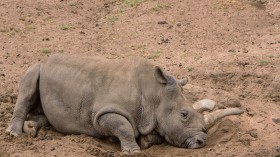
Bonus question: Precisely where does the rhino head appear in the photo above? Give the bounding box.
[149,66,243,149]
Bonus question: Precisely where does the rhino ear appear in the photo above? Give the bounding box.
[154,66,168,84]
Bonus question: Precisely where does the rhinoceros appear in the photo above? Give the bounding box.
[6,54,243,154]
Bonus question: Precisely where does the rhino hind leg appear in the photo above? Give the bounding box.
[23,114,49,137]
[6,63,41,137]
[98,113,140,155]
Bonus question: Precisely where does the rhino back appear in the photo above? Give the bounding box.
[39,54,155,136]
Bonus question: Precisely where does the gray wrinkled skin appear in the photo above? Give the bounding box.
[6,54,207,154]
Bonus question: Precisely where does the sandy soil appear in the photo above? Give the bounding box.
[0,0,280,156]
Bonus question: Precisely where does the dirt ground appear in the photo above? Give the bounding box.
[0,0,280,156]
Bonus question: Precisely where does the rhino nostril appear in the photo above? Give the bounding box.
[196,138,204,146]
[185,136,205,149]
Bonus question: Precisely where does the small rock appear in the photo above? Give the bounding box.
[256,79,263,84]
[105,151,115,157]
[165,56,171,59]
[237,60,249,67]
[267,41,277,45]
[19,17,25,21]
[247,111,255,117]
[160,38,169,44]
[272,118,280,124]
[178,63,182,67]
[104,3,110,8]
[223,98,241,107]
[158,21,168,25]
[51,147,55,151]
[273,146,280,153]
[250,132,258,138]
[0,96,8,103]
[228,49,236,53]
[10,93,17,99]
[0,28,7,32]
[44,136,53,140]
[216,103,226,109]
[42,38,50,41]
[246,108,255,117]
[247,130,258,138]
[221,128,229,133]
[242,48,249,53]
[6,113,12,118]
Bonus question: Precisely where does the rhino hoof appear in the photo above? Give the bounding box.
[5,124,22,137]
[23,121,38,137]
[121,147,140,155]
[139,136,153,149]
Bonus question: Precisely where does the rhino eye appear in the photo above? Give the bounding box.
[180,111,189,119]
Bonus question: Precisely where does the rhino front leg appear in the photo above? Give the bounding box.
[98,113,140,154]
[6,63,40,137]
[139,131,165,149]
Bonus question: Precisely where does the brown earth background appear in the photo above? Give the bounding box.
[0,0,280,156]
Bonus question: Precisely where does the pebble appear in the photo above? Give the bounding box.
[273,146,280,153]
[246,108,255,117]
[237,60,249,67]
[272,118,280,124]
[247,130,258,138]
[228,49,236,53]
[44,136,53,140]
[158,21,168,24]
[247,111,255,117]
[165,56,171,59]
[223,98,241,107]
[242,48,249,53]
[105,152,115,157]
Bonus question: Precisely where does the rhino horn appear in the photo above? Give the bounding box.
[192,99,216,113]
[204,108,244,129]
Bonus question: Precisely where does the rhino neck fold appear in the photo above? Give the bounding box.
[138,95,158,135]
[137,65,161,135]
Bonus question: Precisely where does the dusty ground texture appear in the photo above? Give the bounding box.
[0,0,280,156]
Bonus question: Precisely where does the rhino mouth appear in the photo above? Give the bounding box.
[183,135,206,149]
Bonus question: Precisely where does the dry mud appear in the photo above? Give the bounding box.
[0,0,280,156]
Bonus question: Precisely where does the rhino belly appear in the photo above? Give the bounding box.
[38,64,100,137]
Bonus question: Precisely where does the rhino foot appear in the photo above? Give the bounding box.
[139,133,164,149]
[121,145,140,155]
[23,114,49,137]
[5,121,23,137]
[23,121,38,137]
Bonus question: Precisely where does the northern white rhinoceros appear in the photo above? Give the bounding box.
[6,54,243,154]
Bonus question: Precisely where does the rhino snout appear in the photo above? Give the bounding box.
[184,135,206,149]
